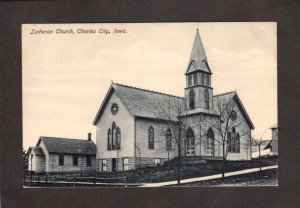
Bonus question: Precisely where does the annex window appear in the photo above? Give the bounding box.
[206,128,214,156]
[166,128,172,151]
[193,73,198,85]
[102,159,107,171]
[154,158,161,166]
[204,89,209,109]
[59,154,64,166]
[188,75,193,87]
[73,155,78,166]
[149,126,154,149]
[123,158,129,171]
[108,129,112,150]
[189,89,195,110]
[86,155,91,167]
[116,127,121,150]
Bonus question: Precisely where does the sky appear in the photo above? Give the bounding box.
[22,23,277,149]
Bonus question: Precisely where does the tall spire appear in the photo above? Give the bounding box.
[186,29,211,74]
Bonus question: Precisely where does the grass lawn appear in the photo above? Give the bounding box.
[179,169,278,186]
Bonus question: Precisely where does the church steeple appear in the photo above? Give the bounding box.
[186,29,211,75]
[185,29,213,111]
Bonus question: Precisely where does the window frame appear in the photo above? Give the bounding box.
[73,155,78,166]
[86,155,92,167]
[148,126,155,149]
[123,158,129,171]
[58,154,64,166]
[189,89,195,110]
[102,159,107,171]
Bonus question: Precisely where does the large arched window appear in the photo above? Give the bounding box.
[189,89,195,110]
[166,128,172,151]
[232,127,236,152]
[186,127,195,156]
[149,126,154,149]
[107,129,112,150]
[116,127,121,150]
[236,133,240,153]
[204,89,209,109]
[206,128,214,156]
[112,123,116,150]
[227,132,232,152]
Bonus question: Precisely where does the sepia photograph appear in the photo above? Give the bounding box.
[22,22,277,187]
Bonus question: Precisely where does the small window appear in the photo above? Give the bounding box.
[204,89,209,109]
[154,158,161,166]
[201,73,205,84]
[108,129,112,150]
[189,89,195,110]
[149,126,154,149]
[236,133,240,153]
[73,155,78,166]
[193,73,198,85]
[86,155,91,167]
[59,154,64,166]
[166,128,172,150]
[123,158,129,171]
[188,75,192,86]
[102,159,107,171]
[116,127,121,150]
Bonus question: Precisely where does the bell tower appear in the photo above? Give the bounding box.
[185,29,213,111]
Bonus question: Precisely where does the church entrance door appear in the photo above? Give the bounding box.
[186,128,195,156]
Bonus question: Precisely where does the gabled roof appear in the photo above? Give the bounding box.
[37,137,96,155]
[93,84,254,130]
[27,146,45,156]
[93,83,183,125]
[185,29,211,74]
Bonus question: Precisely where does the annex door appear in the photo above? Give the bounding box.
[186,128,195,156]
[112,158,117,172]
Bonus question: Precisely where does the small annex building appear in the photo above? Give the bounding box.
[27,133,97,174]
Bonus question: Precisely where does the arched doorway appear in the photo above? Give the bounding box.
[186,128,195,156]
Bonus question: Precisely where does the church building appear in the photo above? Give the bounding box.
[93,30,255,172]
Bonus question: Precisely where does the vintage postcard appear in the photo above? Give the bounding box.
[22,23,277,187]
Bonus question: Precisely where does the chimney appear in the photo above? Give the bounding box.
[88,132,91,141]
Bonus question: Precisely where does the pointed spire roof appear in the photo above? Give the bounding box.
[185,29,211,74]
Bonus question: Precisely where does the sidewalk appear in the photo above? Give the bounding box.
[140,165,278,187]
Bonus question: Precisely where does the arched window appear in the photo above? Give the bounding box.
[116,127,121,150]
[107,129,112,150]
[204,89,209,109]
[148,126,154,149]
[236,133,240,153]
[166,128,172,151]
[206,128,214,156]
[232,127,236,152]
[112,123,116,150]
[186,127,195,156]
[189,89,195,110]
[227,132,232,152]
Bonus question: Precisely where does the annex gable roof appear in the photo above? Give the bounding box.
[27,146,45,156]
[37,137,97,155]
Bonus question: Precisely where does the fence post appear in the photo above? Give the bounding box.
[93,177,96,186]
[37,176,40,186]
[55,176,57,185]
[46,175,48,185]
[124,177,127,188]
[73,177,76,187]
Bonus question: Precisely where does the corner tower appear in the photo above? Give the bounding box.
[185,29,213,111]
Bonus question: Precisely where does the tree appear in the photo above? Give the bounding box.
[252,130,267,171]
[23,148,29,171]
[199,93,248,178]
[153,95,201,184]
